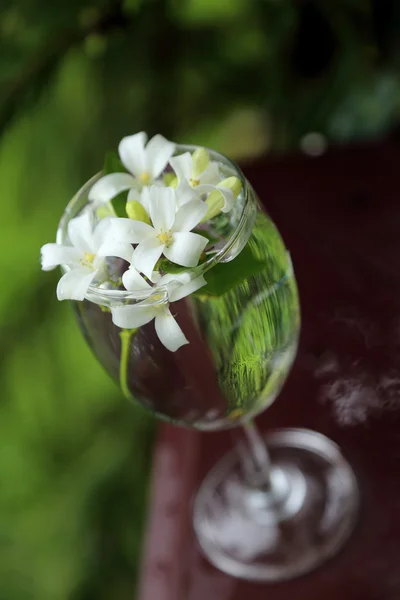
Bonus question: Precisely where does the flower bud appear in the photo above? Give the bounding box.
[202,190,225,222]
[192,147,210,179]
[219,176,242,198]
[201,176,242,222]
[164,172,178,188]
[126,200,151,224]
[96,204,116,219]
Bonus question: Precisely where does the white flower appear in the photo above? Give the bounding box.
[174,178,201,209]
[40,213,133,301]
[88,132,175,207]
[170,148,219,188]
[111,271,207,352]
[170,150,234,212]
[112,300,188,353]
[107,186,208,279]
[141,177,200,211]
[121,263,153,292]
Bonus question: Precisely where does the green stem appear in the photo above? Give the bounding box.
[119,328,136,399]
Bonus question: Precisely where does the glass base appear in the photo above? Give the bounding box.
[193,428,359,582]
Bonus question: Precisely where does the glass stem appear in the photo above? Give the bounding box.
[235,420,273,490]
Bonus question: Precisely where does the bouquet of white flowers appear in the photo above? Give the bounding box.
[41,132,242,352]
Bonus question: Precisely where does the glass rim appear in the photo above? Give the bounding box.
[56,144,253,304]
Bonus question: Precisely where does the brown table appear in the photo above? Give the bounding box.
[138,139,400,600]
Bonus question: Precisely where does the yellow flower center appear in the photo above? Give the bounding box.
[152,293,166,303]
[82,252,95,267]
[190,177,200,187]
[157,231,173,246]
[139,171,151,184]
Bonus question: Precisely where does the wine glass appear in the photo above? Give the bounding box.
[56,146,358,582]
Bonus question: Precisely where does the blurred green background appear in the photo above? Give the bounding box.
[1,0,399,598]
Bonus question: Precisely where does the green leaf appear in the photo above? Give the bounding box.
[158,259,189,275]
[210,212,232,237]
[101,152,129,216]
[199,243,265,296]
[103,151,128,175]
[111,191,128,217]
[159,237,264,293]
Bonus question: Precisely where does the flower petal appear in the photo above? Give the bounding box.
[56,267,96,301]
[150,270,162,284]
[127,187,141,203]
[118,132,147,177]
[132,236,164,279]
[145,134,176,179]
[217,185,235,212]
[175,178,198,208]
[158,272,191,287]
[155,308,189,352]
[108,217,154,243]
[111,304,156,329]
[148,186,176,232]
[91,217,115,250]
[68,212,94,253]
[41,243,81,271]
[170,152,193,182]
[88,173,136,205]
[168,274,207,302]
[200,161,220,185]
[122,267,151,291]
[96,240,133,263]
[172,198,207,232]
[197,183,234,212]
[138,186,151,213]
[196,183,214,194]
[163,231,208,267]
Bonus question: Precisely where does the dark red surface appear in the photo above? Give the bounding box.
[138,140,400,600]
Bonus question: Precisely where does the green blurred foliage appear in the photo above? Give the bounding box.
[0,0,399,598]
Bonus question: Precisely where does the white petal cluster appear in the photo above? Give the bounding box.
[41,132,241,352]
[88,132,176,206]
[107,187,208,278]
[41,214,133,301]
